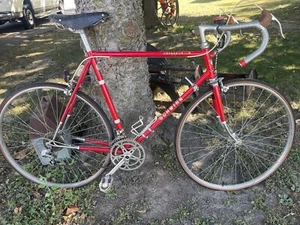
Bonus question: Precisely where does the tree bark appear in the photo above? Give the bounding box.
[143,0,160,28]
[74,0,156,136]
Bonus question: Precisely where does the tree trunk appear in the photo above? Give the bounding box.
[143,0,160,28]
[74,0,156,136]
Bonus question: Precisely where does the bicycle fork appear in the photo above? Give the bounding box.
[211,78,242,144]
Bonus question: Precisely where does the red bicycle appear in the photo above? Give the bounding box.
[0,9,295,192]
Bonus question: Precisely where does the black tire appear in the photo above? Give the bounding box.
[22,4,35,29]
[0,83,114,188]
[175,79,295,190]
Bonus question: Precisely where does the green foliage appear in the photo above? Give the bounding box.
[0,173,96,224]
[291,181,300,193]
[251,195,267,211]
[104,187,118,198]
[176,204,191,221]
[193,216,217,225]
[279,194,293,206]
[233,219,249,225]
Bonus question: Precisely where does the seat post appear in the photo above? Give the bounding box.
[78,29,92,52]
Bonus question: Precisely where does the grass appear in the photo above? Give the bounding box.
[0,0,300,224]
[0,172,97,224]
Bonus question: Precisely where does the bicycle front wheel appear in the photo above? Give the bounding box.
[0,83,114,188]
[175,79,295,191]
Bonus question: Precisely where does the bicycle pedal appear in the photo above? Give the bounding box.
[99,174,113,193]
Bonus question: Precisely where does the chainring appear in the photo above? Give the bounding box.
[110,139,145,171]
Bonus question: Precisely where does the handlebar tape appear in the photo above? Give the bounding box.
[259,9,272,28]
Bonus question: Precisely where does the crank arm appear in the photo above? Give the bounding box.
[99,157,125,193]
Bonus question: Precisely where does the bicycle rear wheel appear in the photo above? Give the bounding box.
[175,79,295,191]
[0,83,113,188]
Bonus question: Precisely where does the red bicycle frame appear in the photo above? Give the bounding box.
[58,48,226,153]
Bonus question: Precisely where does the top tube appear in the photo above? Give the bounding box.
[89,50,211,58]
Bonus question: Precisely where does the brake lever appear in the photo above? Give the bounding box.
[271,13,285,39]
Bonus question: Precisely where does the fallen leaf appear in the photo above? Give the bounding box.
[192,161,203,171]
[65,206,79,216]
[136,209,147,214]
[13,207,19,214]
[14,206,23,214]
[80,213,87,220]
[32,191,41,199]
[62,215,70,222]
[14,151,27,160]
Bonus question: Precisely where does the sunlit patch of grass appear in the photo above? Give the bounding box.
[0,89,7,95]
[15,52,44,59]
[46,78,66,84]
[30,38,53,43]
[283,65,298,72]
[3,71,23,77]
[290,101,300,110]
[10,104,31,115]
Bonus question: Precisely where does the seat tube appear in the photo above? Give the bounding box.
[78,29,125,133]
[89,55,125,133]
